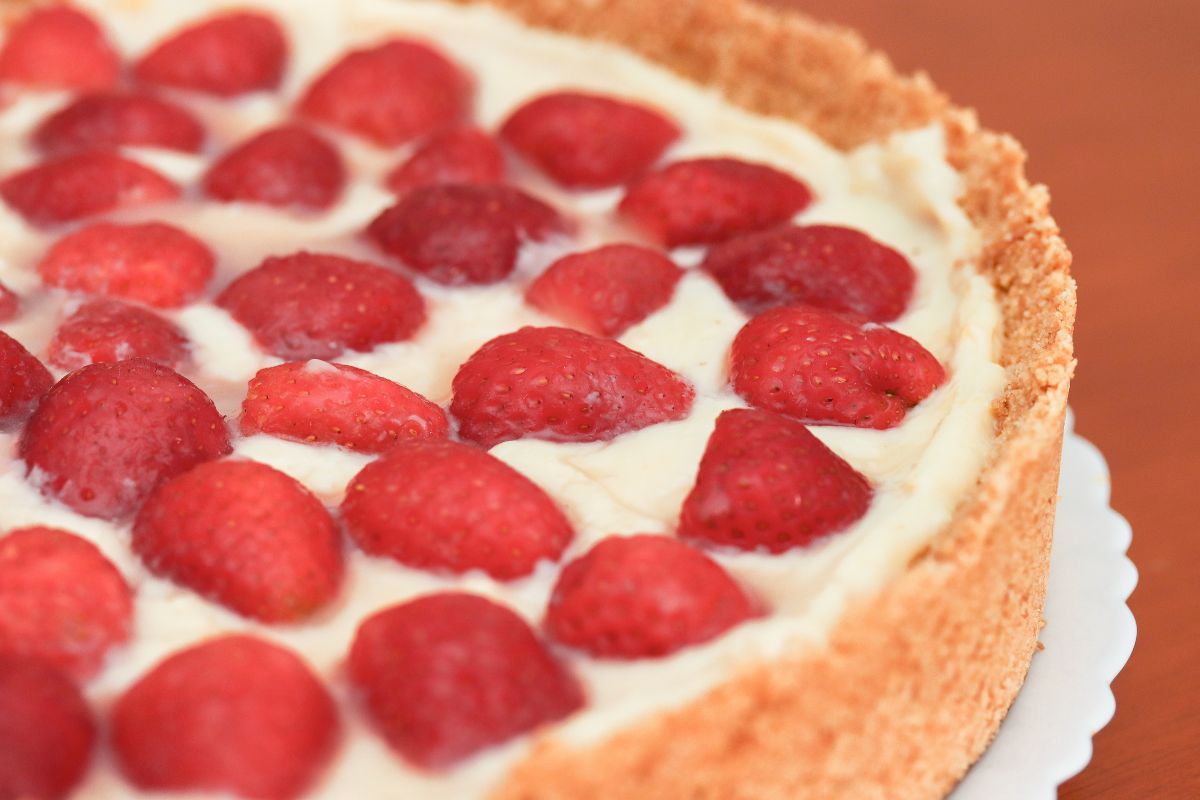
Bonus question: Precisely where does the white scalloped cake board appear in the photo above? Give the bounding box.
[952,409,1137,799]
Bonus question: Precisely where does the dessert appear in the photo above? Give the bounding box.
[0,1,1075,799]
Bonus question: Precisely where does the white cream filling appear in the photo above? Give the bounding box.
[0,1,1007,797]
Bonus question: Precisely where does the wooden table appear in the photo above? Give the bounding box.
[768,1,1200,795]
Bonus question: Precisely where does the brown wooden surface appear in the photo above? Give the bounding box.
[765,0,1200,796]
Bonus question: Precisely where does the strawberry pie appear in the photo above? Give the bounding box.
[0,1,1075,799]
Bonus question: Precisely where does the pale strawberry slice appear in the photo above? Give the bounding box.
[679,408,872,552]
[525,243,683,336]
[342,439,573,580]
[240,361,448,454]
[0,5,120,90]
[451,326,694,447]
[202,124,345,211]
[384,126,504,194]
[0,331,52,430]
[0,281,18,322]
[730,305,945,429]
[33,91,205,156]
[349,593,583,768]
[48,299,189,372]
[134,11,287,97]
[499,91,681,188]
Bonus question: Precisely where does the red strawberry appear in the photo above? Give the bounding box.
[111,635,338,799]
[298,39,471,146]
[341,440,572,580]
[0,151,178,227]
[216,251,425,360]
[33,91,205,156]
[240,361,448,454]
[348,593,582,768]
[0,526,133,680]
[0,5,119,90]
[19,358,232,520]
[0,657,95,800]
[619,157,813,247]
[499,91,680,188]
[679,408,872,552]
[367,184,571,286]
[384,126,503,194]
[134,11,287,97]
[451,326,694,447]
[203,124,345,211]
[0,331,52,430]
[133,460,342,622]
[37,221,214,309]
[730,306,945,429]
[48,299,188,372]
[0,281,18,322]
[525,243,682,336]
[546,534,757,658]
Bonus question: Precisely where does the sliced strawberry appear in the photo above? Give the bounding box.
[0,152,178,227]
[216,251,425,360]
[0,281,18,322]
[619,157,813,247]
[0,526,133,680]
[297,39,471,146]
[0,657,95,800]
[525,243,682,336]
[384,126,503,194]
[730,306,945,429]
[134,11,287,97]
[48,299,188,372]
[341,440,572,580]
[546,534,757,658]
[499,91,680,188]
[33,91,205,156]
[679,408,872,552]
[0,5,119,90]
[451,326,693,447]
[367,184,570,286]
[348,593,582,768]
[111,635,338,799]
[19,359,232,520]
[240,361,448,454]
[0,331,52,430]
[37,221,214,309]
[202,124,345,211]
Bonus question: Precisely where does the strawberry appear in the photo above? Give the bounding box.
[240,361,448,454]
[216,251,425,360]
[0,657,95,800]
[203,124,345,211]
[525,243,683,336]
[111,635,338,799]
[384,126,503,194]
[297,39,471,146]
[499,91,681,188]
[37,221,214,309]
[0,281,18,322]
[341,440,572,580]
[618,157,813,247]
[366,184,571,286]
[33,91,205,156]
[0,151,178,227]
[19,358,232,520]
[134,11,287,97]
[0,526,133,680]
[348,593,582,768]
[0,5,119,90]
[679,408,872,552]
[451,326,694,447]
[0,331,52,430]
[133,460,342,622]
[48,298,189,372]
[730,305,945,429]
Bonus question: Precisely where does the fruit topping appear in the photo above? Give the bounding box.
[134,11,287,97]
[0,332,52,430]
[0,281,18,322]
[0,5,119,90]
[203,124,345,211]
[33,91,205,156]
[384,126,504,194]
[48,298,189,372]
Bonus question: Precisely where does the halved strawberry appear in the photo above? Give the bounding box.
[111,635,338,799]
[33,91,205,156]
[348,593,582,769]
[0,331,52,430]
[341,440,572,580]
[384,126,503,194]
[202,124,345,211]
[134,11,287,97]
[216,251,425,360]
[499,91,680,188]
[0,281,18,322]
[730,305,945,429]
[48,299,188,372]
[451,326,694,447]
[0,5,119,90]
[240,361,447,454]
